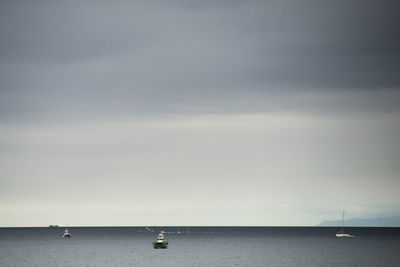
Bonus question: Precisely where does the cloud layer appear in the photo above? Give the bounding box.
[1,0,399,226]
[1,0,400,122]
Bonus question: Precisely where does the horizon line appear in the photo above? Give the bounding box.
[1,225,399,228]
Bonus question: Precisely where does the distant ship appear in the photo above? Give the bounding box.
[145,226,153,232]
[336,210,354,238]
[152,231,168,249]
[61,228,71,238]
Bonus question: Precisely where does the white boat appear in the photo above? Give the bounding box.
[336,210,354,238]
[152,231,168,249]
[145,226,153,232]
[61,228,71,238]
[336,232,353,238]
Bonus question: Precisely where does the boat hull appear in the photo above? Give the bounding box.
[336,233,353,238]
[152,241,168,249]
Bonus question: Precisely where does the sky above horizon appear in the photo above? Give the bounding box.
[1,0,400,227]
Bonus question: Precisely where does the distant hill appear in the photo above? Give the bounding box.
[318,216,400,227]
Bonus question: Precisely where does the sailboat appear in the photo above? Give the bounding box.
[336,210,354,238]
[61,227,71,238]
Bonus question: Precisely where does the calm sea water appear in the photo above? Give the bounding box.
[1,227,399,266]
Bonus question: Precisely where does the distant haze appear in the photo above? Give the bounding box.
[0,0,399,227]
[319,216,400,227]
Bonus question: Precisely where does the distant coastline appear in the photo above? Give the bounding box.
[318,216,400,227]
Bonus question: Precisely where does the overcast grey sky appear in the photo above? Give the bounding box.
[1,0,399,226]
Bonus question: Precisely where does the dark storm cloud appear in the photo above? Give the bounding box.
[0,0,399,121]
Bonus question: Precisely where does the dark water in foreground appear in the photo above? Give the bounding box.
[1,227,400,266]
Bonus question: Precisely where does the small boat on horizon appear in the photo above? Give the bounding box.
[61,228,71,238]
[152,231,168,249]
[145,226,153,232]
[336,210,354,238]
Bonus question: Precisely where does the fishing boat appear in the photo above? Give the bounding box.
[152,231,168,249]
[336,210,354,238]
[61,228,71,238]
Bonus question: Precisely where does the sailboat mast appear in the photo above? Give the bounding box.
[341,210,345,233]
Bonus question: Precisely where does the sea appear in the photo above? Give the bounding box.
[1,227,399,267]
